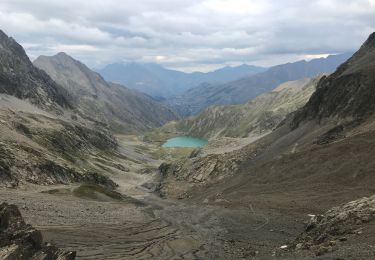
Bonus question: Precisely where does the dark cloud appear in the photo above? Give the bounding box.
[0,0,374,71]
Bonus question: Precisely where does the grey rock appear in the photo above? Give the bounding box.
[0,203,76,260]
[0,30,72,112]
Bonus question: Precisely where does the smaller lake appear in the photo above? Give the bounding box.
[162,136,208,148]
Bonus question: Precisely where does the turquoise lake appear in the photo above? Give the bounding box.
[162,136,208,148]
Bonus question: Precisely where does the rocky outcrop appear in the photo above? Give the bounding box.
[0,142,117,189]
[0,203,76,259]
[157,140,262,198]
[293,195,375,256]
[0,108,117,188]
[0,30,72,112]
[292,32,375,128]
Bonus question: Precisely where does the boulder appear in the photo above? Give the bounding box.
[293,195,375,256]
[0,203,76,260]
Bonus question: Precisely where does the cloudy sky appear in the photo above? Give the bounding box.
[1,0,375,72]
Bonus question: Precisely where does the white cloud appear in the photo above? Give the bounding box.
[0,0,374,71]
[202,0,269,15]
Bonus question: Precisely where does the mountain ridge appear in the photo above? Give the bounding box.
[0,30,72,111]
[0,30,120,187]
[34,52,178,134]
[292,32,375,127]
[168,53,353,116]
[97,62,266,98]
[159,77,320,140]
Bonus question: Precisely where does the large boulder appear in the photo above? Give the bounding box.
[0,203,76,260]
[293,195,375,256]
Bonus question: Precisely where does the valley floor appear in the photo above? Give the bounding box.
[0,182,302,259]
[1,135,374,260]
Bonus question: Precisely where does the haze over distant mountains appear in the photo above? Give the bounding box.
[97,63,266,98]
[96,53,353,118]
[168,53,353,116]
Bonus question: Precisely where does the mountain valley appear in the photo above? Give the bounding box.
[1,26,375,260]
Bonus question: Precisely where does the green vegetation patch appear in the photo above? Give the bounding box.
[143,129,178,144]
[41,188,71,195]
[73,184,123,201]
[41,184,145,206]
[73,184,145,206]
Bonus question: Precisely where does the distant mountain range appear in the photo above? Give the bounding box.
[167,53,353,116]
[96,63,266,98]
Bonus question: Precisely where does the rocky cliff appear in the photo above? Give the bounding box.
[0,30,72,112]
[292,32,375,127]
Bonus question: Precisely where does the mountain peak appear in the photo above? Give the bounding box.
[0,30,16,44]
[0,29,8,40]
[53,52,77,63]
[363,32,375,49]
[35,52,77,67]
[0,30,72,110]
[291,32,375,128]
[56,51,70,58]
[0,30,30,64]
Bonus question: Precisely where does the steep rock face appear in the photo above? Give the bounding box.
[174,77,319,139]
[0,203,76,259]
[0,108,117,188]
[0,30,71,111]
[293,32,375,127]
[34,53,178,134]
[168,53,351,116]
[0,32,118,188]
